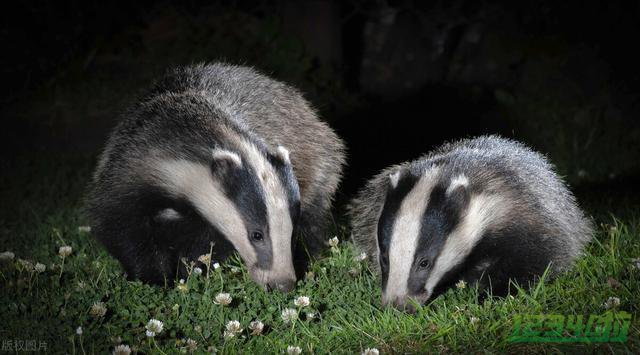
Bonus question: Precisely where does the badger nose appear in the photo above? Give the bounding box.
[383,296,418,313]
[268,279,295,293]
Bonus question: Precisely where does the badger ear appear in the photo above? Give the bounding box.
[388,170,401,189]
[274,145,291,164]
[211,149,242,172]
[446,174,469,195]
[444,174,470,213]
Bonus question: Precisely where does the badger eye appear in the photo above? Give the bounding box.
[418,259,430,269]
[251,231,264,242]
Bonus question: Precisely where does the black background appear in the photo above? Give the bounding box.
[1,0,639,206]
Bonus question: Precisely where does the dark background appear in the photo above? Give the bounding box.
[1,0,639,210]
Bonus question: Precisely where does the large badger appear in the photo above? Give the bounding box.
[348,136,592,310]
[86,63,345,291]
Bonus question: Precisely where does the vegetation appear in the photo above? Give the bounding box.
[0,155,638,353]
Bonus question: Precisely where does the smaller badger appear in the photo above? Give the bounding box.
[348,136,593,310]
[86,63,345,291]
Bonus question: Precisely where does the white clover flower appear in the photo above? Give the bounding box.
[249,320,264,335]
[78,226,91,233]
[223,330,235,339]
[214,293,232,306]
[306,312,315,320]
[112,344,131,355]
[225,320,242,335]
[17,259,34,272]
[76,326,83,335]
[59,246,73,258]
[177,281,188,293]
[632,258,640,270]
[34,263,46,273]
[304,271,315,281]
[90,301,107,318]
[146,319,164,337]
[603,296,621,309]
[213,262,220,270]
[0,251,15,261]
[455,280,467,289]
[355,252,367,262]
[328,236,339,247]
[294,296,310,308]
[362,348,379,355]
[198,253,211,265]
[470,316,480,325]
[230,266,241,274]
[192,267,203,275]
[281,308,298,323]
[287,345,302,355]
[185,338,198,352]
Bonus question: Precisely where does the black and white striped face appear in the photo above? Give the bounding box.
[148,139,300,292]
[377,167,505,311]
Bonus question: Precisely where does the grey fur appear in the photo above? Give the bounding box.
[87,63,345,284]
[348,135,593,295]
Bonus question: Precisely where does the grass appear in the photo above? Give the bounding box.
[1,154,639,354]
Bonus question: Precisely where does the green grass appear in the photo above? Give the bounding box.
[1,155,639,354]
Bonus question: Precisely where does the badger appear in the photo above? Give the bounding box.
[86,63,345,291]
[347,135,593,310]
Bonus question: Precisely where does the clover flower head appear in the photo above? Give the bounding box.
[197,253,211,265]
[362,348,380,355]
[306,312,316,320]
[294,296,310,307]
[78,226,91,233]
[470,316,480,325]
[34,263,46,273]
[281,308,298,323]
[59,246,73,258]
[287,345,302,355]
[214,293,232,306]
[304,271,315,281]
[192,267,203,276]
[225,320,242,335]
[455,280,467,289]
[17,259,34,272]
[249,320,264,335]
[603,296,621,309]
[76,326,83,335]
[328,236,339,247]
[90,301,107,318]
[145,319,164,337]
[185,338,197,352]
[112,344,131,355]
[213,262,220,270]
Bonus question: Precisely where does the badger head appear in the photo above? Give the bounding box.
[377,166,510,311]
[131,137,300,292]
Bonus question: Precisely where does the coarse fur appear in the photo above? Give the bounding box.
[86,63,345,288]
[347,135,593,309]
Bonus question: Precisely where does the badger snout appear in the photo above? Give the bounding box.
[382,293,428,313]
[267,278,296,293]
